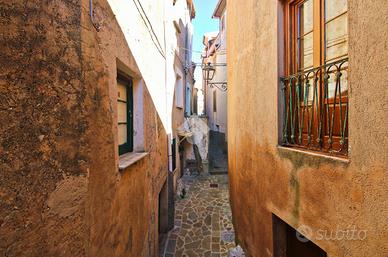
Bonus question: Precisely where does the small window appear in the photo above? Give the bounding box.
[213,90,217,113]
[175,75,184,108]
[117,75,133,155]
[171,138,177,171]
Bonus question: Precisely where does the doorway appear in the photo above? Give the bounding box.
[158,181,168,256]
[273,214,327,257]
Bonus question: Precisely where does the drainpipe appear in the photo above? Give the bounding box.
[89,0,101,31]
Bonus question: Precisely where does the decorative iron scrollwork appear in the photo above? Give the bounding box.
[280,58,349,155]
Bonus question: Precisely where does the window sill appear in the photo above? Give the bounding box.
[277,146,350,164]
[119,152,149,171]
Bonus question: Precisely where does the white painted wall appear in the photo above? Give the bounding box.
[107,0,194,135]
[204,8,227,134]
[194,68,205,115]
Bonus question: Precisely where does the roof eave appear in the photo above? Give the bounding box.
[187,0,196,19]
[212,0,226,18]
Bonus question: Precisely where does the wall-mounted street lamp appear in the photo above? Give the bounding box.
[202,62,227,91]
[202,62,216,81]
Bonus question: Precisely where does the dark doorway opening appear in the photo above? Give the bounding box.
[158,181,168,256]
[208,130,228,175]
[273,214,327,257]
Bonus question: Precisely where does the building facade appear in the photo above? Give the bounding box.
[169,0,196,191]
[203,4,227,135]
[0,0,195,256]
[228,0,388,256]
[202,0,228,174]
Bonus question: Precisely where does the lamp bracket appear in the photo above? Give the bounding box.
[208,82,227,91]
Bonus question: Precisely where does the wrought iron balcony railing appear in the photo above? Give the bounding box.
[280,58,349,156]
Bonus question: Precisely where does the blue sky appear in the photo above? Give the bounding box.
[192,0,219,63]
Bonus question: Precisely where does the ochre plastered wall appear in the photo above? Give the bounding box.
[227,0,388,256]
[81,0,168,255]
[0,1,89,255]
[0,0,168,256]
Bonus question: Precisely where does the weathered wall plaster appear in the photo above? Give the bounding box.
[0,1,89,255]
[0,0,170,256]
[227,0,388,256]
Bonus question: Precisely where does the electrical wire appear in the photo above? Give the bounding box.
[132,0,165,58]
[178,47,204,54]
[178,46,227,55]
[179,47,227,57]
[192,63,227,67]
[131,0,227,61]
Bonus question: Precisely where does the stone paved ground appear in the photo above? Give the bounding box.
[160,174,235,257]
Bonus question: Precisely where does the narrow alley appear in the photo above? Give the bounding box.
[160,173,234,257]
[1,0,387,257]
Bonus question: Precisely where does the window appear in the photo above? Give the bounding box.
[175,75,184,109]
[117,75,133,155]
[171,138,177,171]
[281,0,348,156]
[185,86,192,115]
[213,90,217,113]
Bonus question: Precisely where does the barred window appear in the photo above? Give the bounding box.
[281,0,348,156]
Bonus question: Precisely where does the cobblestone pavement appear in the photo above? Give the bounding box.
[160,174,235,257]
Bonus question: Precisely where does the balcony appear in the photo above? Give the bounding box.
[280,58,349,156]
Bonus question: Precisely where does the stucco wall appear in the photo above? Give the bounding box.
[205,10,227,135]
[82,1,169,256]
[209,53,227,134]
[205,52,227,134]
[107,0,169,131]
[0,1,89,255]
[170,0,196,183]
[0,0,169,256]
[227,0,388,257]
[107,0,192,135]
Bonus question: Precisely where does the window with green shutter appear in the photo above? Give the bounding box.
[117,75,133,155]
